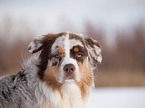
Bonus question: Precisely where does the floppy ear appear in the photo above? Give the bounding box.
[28,36,45,54]
[84,37,102,65]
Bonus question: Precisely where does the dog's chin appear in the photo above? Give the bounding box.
[57,76,80,83]
[65,76,76,83]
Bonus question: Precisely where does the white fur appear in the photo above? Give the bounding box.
[38,82,63,108]
[28,36,44,53]
[51,35,66,54]
[64,33,70,57]
[94,45,102,63]
[38,81,92,108]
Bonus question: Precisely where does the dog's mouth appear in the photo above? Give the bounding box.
[57,73,80,83]
[65,76,76,82]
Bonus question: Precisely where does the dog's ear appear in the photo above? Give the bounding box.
[28,36,45,54]
[28,34,59,54]
[84,37,102,65]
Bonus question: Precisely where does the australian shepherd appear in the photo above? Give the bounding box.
[0,32,102,108]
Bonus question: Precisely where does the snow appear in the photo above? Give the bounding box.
[89,87,145,108]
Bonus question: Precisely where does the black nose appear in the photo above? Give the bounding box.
[63,64,75,75]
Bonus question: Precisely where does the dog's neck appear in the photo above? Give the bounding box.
[38,81,93,108]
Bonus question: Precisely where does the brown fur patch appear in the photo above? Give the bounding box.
[42,65,63,98]
[57,47,64,55]
[69,33,83,41]
[70,45,88,63]
[75,59,92,98]
[69,33,87,49]
[85,37,101,48]
[74,47,79,52]
[37,34,59,80]
[58,32,67,36]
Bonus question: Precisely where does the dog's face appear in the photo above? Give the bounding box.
[28,32,102,84]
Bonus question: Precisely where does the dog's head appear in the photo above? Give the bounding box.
[28,32,102,84]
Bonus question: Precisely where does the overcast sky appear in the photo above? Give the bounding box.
[0,0,145,44]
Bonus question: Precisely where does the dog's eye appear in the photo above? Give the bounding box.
[75,52,83,58]
[55,54,61,58]
[52,62,58,66]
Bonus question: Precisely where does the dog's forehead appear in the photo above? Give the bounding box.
[51,33,84,53]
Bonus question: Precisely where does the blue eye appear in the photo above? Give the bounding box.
[76,52,83,58]
[78,54,82,57]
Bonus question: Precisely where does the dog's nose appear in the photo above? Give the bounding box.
[63,64,75,75]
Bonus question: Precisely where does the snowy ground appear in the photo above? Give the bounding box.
[88,87,145,108]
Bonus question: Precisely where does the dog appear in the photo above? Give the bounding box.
[0,32,102,108]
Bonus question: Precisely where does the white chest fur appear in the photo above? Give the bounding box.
[38,82,92,108]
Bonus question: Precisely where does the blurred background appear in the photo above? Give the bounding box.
[0,0,145,108]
